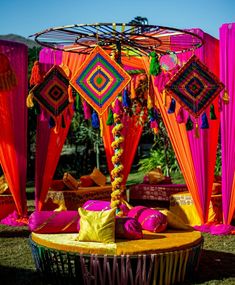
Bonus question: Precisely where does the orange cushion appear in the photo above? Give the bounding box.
[80,175,95,187]
[63,173,80,190]
[90,167,106,186]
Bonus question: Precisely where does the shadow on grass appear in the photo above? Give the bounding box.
[0,265,43,285]
[187,249,235,284]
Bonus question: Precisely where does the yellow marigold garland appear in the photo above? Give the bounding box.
[110,109,125,216]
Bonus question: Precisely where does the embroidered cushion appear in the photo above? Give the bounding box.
[90,167,107,186]
[115,217,143,240]
[28,211,79,233]
[80,175,95,187]
[78,207,116,243]
[128,206,167,233]
[63,172,80,189]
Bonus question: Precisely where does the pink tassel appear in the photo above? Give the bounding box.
[150,120,158,129]
[82,100,91,120]
[176,107,185,124]
[113,98,123,115]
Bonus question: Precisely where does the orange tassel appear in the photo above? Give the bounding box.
[30,61,43,86]
[194,122,200,138]
[222,89,229,104]
[26,92,34,108]
[68,85,74,103]
[130,79,136,99]
[162,89,167,106]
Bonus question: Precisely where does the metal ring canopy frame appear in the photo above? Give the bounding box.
[32,23,203,55]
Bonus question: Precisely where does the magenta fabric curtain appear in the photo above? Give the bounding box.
[179,30,220,224]
[0,40,28,220]
[153,29,220,224]
[220,23,235,225]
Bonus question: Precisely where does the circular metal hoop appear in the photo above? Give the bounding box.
[32,23,204,55]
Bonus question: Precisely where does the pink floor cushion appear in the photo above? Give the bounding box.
[82,200,130,215]
[28,211,79,233]
[128,206,167,233]
[82,200,111,211]
[115,216,143,240]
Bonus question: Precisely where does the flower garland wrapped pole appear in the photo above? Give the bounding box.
[110,97,125,216]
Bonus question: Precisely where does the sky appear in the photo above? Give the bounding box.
[0,0,234,39]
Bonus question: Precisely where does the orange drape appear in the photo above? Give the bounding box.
[36,50,87,210]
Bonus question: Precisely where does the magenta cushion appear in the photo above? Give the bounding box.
[82,200,130,215]
[115,217,143,240]
[127,206,167,233]
[28,211,79,234]
[82,200,111,211]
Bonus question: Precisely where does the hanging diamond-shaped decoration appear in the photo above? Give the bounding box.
[71,45,131,115]
[165,55,224,117]
[31,65,70,118]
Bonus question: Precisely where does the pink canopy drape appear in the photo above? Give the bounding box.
[220,23,235,225]
[146,29,220,225]
[0,40,28,221]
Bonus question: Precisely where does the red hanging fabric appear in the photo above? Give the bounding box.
[0,40,28,221]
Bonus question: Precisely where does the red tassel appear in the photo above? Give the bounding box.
[30,61,43,86]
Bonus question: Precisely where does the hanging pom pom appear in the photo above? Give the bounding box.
[148,107,154,121]
[167,98,176,114]
[49,116,56,128]
[61,114,66,128]
[147,95,153,109]
[201,112,209,129]
[122,89,131,108]
[113,97,123,115]
[186,115,194,131]
[194,122,200,138]
[162,89,167,106]
[150,120,159,134]
[67,85,74,103]
[153,108,158,120]
[106,108,114,126]
[26,92,34,108]
[91,110,100,128]
[29,61,43,86]
[149,51,161,76]
[74,93,82,112]
[210,104,217,120]
[130,79,136,99]
[176,107,185,123]
[34,101,41,115]
[82,100,91,120]
[222,89,229,104]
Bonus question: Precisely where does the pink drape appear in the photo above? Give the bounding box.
[0,40,28,220]
[150,29,220,224]
[179,30,220,224]
[220,23,235,224]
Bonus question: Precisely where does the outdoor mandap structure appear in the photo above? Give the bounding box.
[0,22,235,285]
